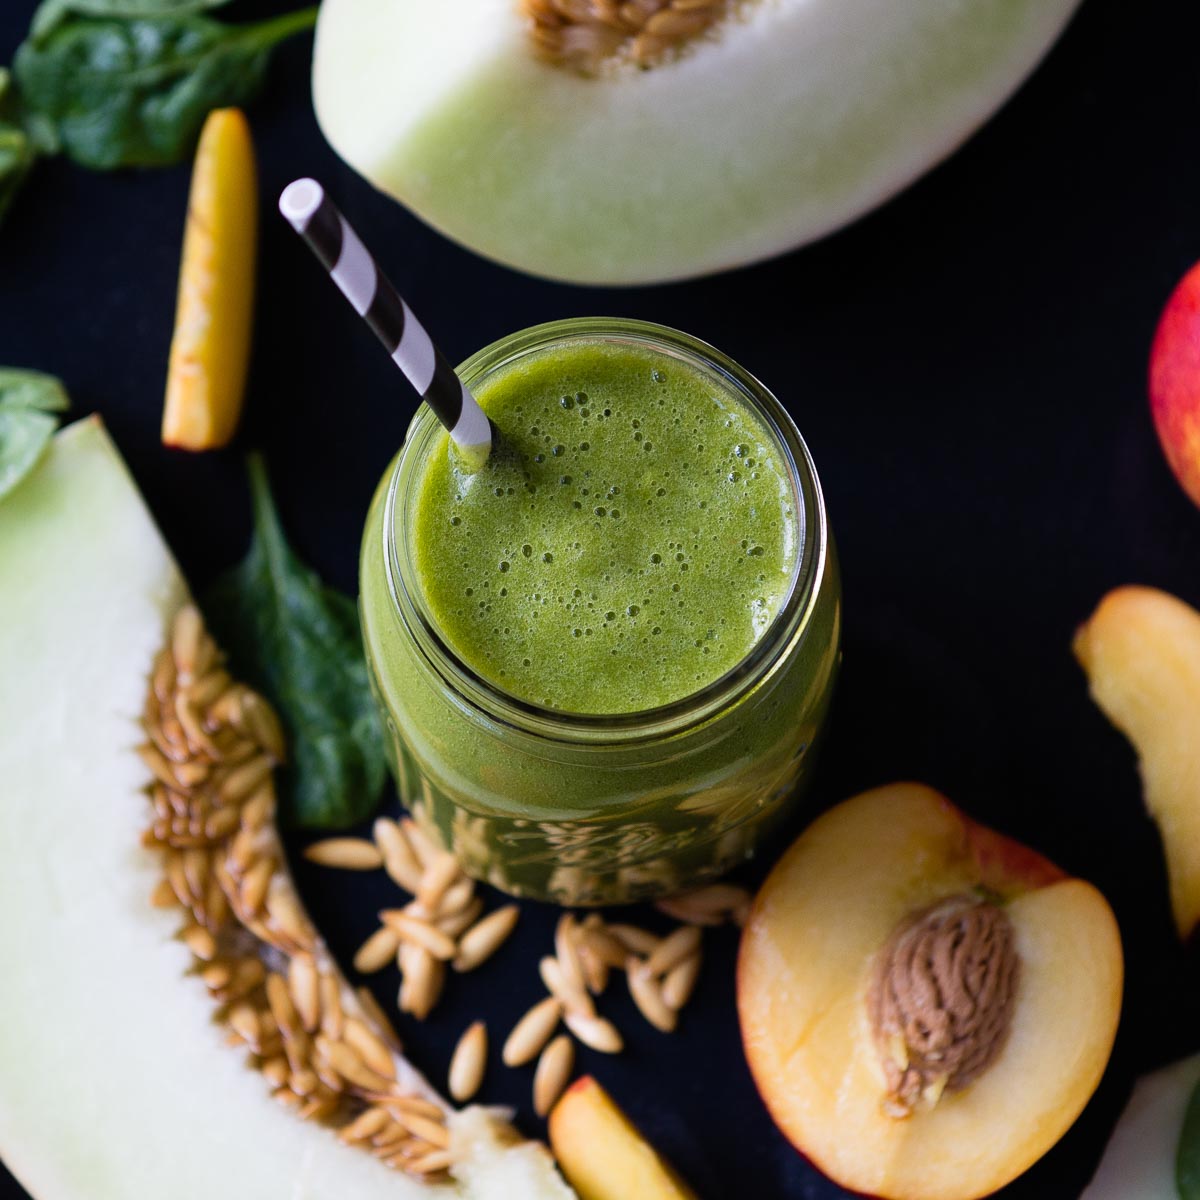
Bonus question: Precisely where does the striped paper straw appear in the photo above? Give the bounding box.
[278,178,492,469]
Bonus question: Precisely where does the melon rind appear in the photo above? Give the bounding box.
[312,0,1082,284]
[0,418,573,1200]
[1080,1056,1200,1200]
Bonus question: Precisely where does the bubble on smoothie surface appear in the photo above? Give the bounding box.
[410,342,797,714]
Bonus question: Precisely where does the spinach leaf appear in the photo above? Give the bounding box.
[0,369,70,412]
[0,71,37,225]
[0,368,69,502]
[30,0,231,44]
[204,455,387,831]
[1179,1076,1200,1199]
[0,127,34,223]
[13,6,316,170]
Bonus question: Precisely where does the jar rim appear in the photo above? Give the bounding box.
[382,317,831,744]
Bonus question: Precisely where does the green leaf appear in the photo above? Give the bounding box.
[0,368,70,412]
[0,126,35,226]
[0,69,39,227]
[13,6,317,170]
[30,0,232,44]
[203,455,387,831]
[1179,1077,1200,1200]
[0,369,69,503]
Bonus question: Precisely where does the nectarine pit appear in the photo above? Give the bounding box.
[868,894,1020,1119]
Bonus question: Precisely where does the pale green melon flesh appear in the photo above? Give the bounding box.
[1080,1055,1200,1199]
[312,0,1082,284]
[0,418,573,1200]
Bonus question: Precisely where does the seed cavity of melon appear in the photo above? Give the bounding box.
[141,603,460,1181]
[521,0,735,74]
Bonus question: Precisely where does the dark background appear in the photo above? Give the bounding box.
[3,0,1198,1195]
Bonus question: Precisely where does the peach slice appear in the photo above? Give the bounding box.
[548,1076,696,1200]
[737,783,1122,1200]
[1074,585,1200,939]
[162,108,257,451]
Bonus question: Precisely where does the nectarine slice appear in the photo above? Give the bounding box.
[162,108,257,451]
[1075,585,1200,939]
[548,1076,696,1200]
[737,783,1122,1200]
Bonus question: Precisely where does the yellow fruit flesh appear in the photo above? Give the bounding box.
[737,784,1123,1200]
[1074,586,1200,940]
[162,108,257,451]
[548,1077,696,1200]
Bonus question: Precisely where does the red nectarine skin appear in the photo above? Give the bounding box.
[1150,259,1200,509]
[953,803,1065,895]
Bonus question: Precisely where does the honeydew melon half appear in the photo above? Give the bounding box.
[0,417,573,1200]
[312,0,1082,285]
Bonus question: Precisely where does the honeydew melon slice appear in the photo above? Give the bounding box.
[1080,1055,1200,1200]
[0,417,573,1200]
[312,0,1082,285]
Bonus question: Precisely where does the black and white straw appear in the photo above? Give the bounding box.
[278,178,492,467]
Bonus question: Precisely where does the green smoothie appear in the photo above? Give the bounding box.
[410,341,797,713]
[360,320,841,905]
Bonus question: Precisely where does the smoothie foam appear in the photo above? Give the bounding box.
[410,340,798,714]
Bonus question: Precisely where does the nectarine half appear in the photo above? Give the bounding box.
[737,783,1122,1200]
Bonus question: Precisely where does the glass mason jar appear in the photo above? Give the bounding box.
[360,319,841,905]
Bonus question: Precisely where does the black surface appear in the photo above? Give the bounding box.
[2,1,1199,1196]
